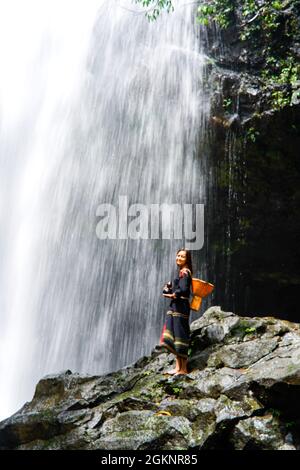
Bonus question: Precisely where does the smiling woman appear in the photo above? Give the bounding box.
[160,248,193,375]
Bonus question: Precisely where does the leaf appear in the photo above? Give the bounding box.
[155,410,172,416]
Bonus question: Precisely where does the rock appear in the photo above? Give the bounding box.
[291,82,300,105]
[214,394,262,424]
[1,308,300,450]
[230,415,286,450]
[207,337,279,369]
[92,410,196,450]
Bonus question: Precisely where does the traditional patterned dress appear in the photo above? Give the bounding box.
[160,267,192,359]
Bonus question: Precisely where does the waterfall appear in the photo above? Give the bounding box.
[0,0,210,420]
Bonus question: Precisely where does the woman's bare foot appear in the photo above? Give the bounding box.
[165,356,181,375]
[166,368,177,375]
[175,358,188,375]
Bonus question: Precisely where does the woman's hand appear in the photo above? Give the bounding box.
[163,293,176,298]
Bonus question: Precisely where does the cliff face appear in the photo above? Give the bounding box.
[203,0,300,321]
[1,307,300,450]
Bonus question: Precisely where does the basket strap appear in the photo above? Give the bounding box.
[181,267,192,276]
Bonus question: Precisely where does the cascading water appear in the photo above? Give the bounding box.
[0,0,211,420]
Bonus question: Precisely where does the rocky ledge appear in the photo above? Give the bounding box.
[1,306,300,450]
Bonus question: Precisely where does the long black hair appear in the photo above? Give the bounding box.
[176,248,193,275]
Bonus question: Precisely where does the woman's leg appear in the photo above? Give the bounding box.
[181,357,188,373]
[162,311,189,375]
[172,310,190,374]
[175,356,188,375]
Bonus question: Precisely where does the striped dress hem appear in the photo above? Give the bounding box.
[160,310,190,359]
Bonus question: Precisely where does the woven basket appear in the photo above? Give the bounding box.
[190,278,214,311]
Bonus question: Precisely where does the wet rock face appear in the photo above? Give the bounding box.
[1,307,300,450]
[203,2,300,321]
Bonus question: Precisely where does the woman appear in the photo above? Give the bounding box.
[160,248,193,376]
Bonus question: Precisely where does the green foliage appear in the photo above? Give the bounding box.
[223,97,233,110]
[244,327,256,334]
[246,127,260,143]
[272,1,284,10]
[268,408,281,417]
[196,1,300,109]
[171,386,181,395]
[239,218,251,230]
[285,420,297,429]
[271,90,291,109]
[134,0,174,21]
[261,54,300,107]
[265,55,300,108]
[196,0,283,37]
[197,1,234,29]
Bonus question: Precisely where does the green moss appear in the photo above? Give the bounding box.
[106,375,165,405]
[142,370,152,377]
[171,387,182,396]
[287,363,299,374]
[230,319,260,338]
[244,327,256,334]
